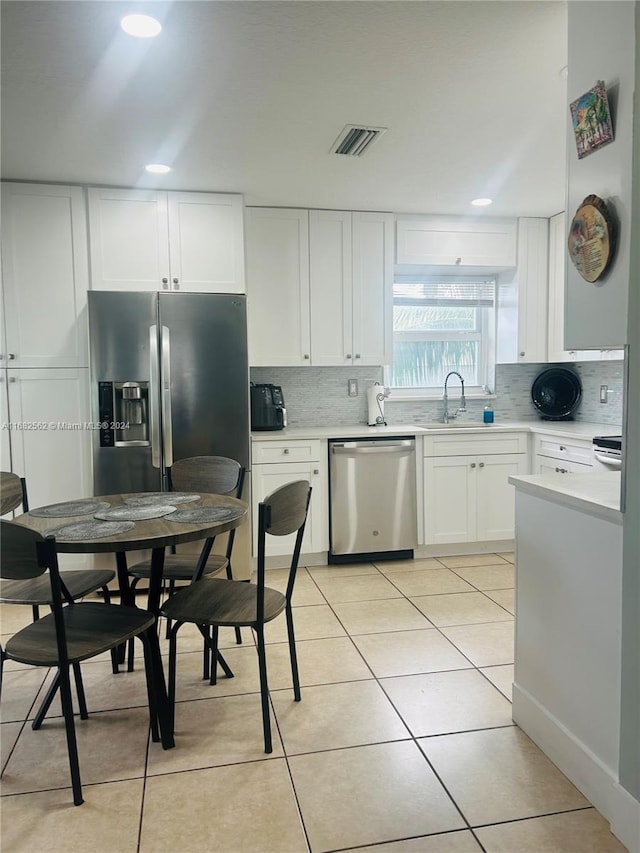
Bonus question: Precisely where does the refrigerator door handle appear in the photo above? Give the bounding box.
[161,325,174,468]
[149,325,161,468]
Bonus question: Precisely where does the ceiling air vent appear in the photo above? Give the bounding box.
[331,125,387,157]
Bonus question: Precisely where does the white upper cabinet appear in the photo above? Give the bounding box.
[547,212,623,362]
[1,182,89,368]
[246,207,393,368]
[310,211,352,366]
[497,218,549,364]
[246,207,311,367]
[351,211,394,366]
[310,210,393,366]
[88,188,245,293]
[396,215,517,268]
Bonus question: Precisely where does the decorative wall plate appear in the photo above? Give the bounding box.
[567,194,615,283]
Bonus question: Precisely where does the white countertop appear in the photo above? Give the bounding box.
[251,420,619,442]
[508,471,623,523]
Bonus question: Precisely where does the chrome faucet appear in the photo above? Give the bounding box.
[443,371,466,423]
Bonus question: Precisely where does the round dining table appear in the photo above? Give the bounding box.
[13,491,249,616]
[12,491,249,745]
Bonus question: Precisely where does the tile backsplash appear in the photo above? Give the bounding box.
[250,360,624,428]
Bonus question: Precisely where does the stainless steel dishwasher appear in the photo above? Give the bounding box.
[328,437,417,562]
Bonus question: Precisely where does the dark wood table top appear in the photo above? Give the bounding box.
[13,493,248,554]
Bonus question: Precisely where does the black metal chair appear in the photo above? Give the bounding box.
[127,456,245,674]
[0,472,118,724]
[161,480,312,753]
[0,520,174,806]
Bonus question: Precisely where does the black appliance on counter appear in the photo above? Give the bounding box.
[250,383,287,431]
[531,367,582,420]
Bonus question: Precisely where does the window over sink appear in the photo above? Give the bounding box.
[385,275,496,399]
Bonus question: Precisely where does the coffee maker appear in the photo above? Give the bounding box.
[250,383,287,431]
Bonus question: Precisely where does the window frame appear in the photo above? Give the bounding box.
[385,275,496,400]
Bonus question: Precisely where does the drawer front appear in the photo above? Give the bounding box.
[423,431,528,457]
[535,456,594,475]
[252,439,322,464]
[534,435,593,465]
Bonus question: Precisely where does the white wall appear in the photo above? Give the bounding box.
[566,1,635,349]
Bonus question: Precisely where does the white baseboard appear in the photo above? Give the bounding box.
[513,683,640,852]
[416,539,514,558]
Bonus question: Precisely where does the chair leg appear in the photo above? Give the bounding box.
[72,662,89,720]
[100,584,112,605]
[225,566,243,646]
[144,626,175,750]
[202,628,211,681]
[165,580,176,640]
[285,604,301,702]
[139,634,160,743]
[127,634,136,673]
[110,648,120,675]
[206,625,219,686]
[32,671,63,730]
[58,665,84,806]
[255,625,272,754]
[167,622,181,736]
[31,604,41,621]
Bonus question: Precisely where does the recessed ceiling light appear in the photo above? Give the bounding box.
[471,198,493,207]
[145,163,171,174]
[121,14,162,38]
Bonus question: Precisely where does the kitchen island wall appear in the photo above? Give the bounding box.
[250,360,624,428]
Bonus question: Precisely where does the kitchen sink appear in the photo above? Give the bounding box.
[419,422,494,429]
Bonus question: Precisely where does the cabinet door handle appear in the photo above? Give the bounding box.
[283,448,289,454]
[478,462,485,468]
[519,351,525,357]
[354,353,361,359]
[313,468,319,475]
[470,462,476,468]
[8,353,16,360]
[559,445,566,451]
[173,278,179,290]
[162,277,169,290]
[455,257,462,265]
[9,376,16,383]
[346,353,352,359]
[303,354,310,360]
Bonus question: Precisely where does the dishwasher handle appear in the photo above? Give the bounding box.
[331,441,414,456]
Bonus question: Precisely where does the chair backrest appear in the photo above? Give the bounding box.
[0,520,47,581]
[1,471,29,516]
[256,480,312,608]
[169,456,244,498]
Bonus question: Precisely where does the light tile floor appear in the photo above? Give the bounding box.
[0,552,628,853]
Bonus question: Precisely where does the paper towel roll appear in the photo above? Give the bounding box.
[367,384,386,425]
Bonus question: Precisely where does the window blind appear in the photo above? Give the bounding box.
[393,277,496,308]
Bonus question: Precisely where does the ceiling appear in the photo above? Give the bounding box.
[0,1,568,217]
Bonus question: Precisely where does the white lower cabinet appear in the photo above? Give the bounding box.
[531,433,594,475]
[423,433,528,545]
[251,439,327,559]
[5,368,92,509]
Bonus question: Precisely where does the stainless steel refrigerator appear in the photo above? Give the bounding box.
[88,291,250,496]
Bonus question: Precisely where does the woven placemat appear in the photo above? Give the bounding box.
[94,505,177,522]
[44,520,135,540]
[29,500,111,518]
[165,506,244,524]
[124,493,200,507]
